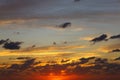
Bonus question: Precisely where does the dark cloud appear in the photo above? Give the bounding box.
[90,34,108,44]
[109,34,120,39]
[3,41,22,50]
[61,59,70,63]
[0,39,9,45]
[57,22,71,28]
[16,57,31,60]
[63,41,67,44]
[114,57,120,61]
[20,58,35,70]
[79,58,90,64]
[1,57,120,80]
[79,57,95,64]
[110,49,120,53]
[9,64,20,70]
[94,58,108,65]
[9,58,35,70]
[31,45,36,48]
[53,42,56,45]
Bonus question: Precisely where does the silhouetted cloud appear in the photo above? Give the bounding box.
[57,22,71,28]
[61,59,70,63]
[20,58,35,70]
[0,57,120,80]
[114,57,120,61]
[9,58,35,70]
[63,41,67,44]
[109,34,120,39]
[53,42,57,45]
[3,41,22,50]
[110,49,120,53]
[94,58,108,65]
[0,39,9,45]
[16,57,31,60]
[79,57,96,64]
[90,34,108,44]
[9,64,20,70]
[31,45,36,48]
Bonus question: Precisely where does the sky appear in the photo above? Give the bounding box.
[0,0,120,80]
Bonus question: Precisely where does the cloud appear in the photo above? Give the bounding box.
[20,58,35,70]
[99,43,120,53]
[94,58,108,65]
[0,0,119,26]
[79,57,96,64]
[57,22,71,28]
[8,64,20,70]
[0,57,120,80]
[80,36,94,41]
[9,58,36,70]
[0,38,23,50]
[90,34,108,44]
[16,57,32,60]
[110,49,120,53]
[3,41,23,50]
[114,57,120,61]
[61,59,70,63]
[109,34,120,39]
[19,45,86,53]
[0,39,9,45]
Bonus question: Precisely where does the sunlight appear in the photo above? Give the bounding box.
[49,76,64,80]
[48,73,66,80]
[33,72,85,80]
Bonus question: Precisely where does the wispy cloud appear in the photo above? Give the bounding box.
[19,45,86,53]
[98,43,120,53]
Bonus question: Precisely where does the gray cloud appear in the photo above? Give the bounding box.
[0,0,120,21]
[3,41,23,50]
[110,49,120,53]
[57,22,71,28]
[0,57,120,80]
[90,34,108,44]
[0,38,23,50]
[61,59,70,63]
[0,39,9,45]
[114,57,120,61]
[109,34,120,39]
[9,58,36,70]
[16,57,32,60]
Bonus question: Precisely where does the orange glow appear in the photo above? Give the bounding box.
[33,72,81,80]
[34,75,69,80]
[47,75,66,80]
[48,72,67,80]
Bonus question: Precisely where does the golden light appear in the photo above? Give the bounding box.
[60,70,66,75]
[48,72,66,80]
[48,76,64,80]
[33,72,84,80]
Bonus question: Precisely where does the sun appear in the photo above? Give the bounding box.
[48,73,66,80]
[49,76,63,80]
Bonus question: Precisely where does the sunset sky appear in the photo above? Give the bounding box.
[0,0,120,80]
